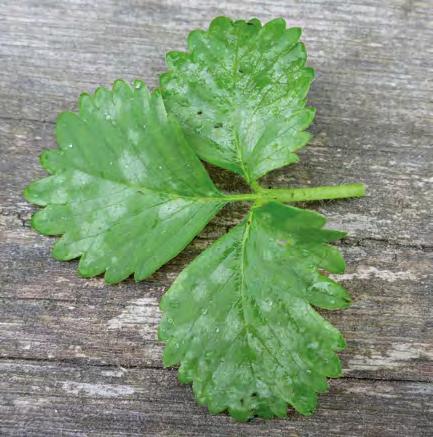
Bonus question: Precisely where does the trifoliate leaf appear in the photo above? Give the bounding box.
[160,17,315,187]
[159,201,350,420]
[24,80,227,283]
[23,17,364,420]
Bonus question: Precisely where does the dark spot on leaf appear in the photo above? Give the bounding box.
[214,122,223,128]
[197,111,203,115]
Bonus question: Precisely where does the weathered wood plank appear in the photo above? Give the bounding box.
[1,217,432,381]
[0,360,431,436]
[2,120,433,381]
[1,0,432,125]
[1,0,433,435]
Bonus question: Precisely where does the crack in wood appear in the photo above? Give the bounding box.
[0,356,430,385]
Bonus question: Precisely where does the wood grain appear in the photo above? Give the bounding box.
[0,0,432,435]
[0,360,431,437]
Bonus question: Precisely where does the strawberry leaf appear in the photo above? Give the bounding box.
[159,201,350,420]
[24,80,226,283]
[160,17,315,187]
[24,17,365,420]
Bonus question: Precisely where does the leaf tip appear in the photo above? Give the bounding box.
[187,28,206,50]
[209,15,233,31]
[133,272,143,283]
[165,50,188,69]
[246,17,262,27]
[130,79,145,92]
[30,209,52,235]
[23,181,47,206]
[51,240,70,261]
[39,149,56,173]
[265,16,287,30]
[78,91,92,113]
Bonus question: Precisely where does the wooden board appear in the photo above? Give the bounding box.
[1,360,432,436]
[0,0,432,435]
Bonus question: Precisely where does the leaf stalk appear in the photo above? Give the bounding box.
[223,183,365,203]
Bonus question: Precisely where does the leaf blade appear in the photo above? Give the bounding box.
[25,80,226,283]
[159,201,349,419]
[160,17,315,185]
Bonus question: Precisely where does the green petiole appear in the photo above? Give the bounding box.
[223,183,366,203]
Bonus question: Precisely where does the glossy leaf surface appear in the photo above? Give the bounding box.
[24,81,226,283]
[159,202,350,420]
[160,17,315,186]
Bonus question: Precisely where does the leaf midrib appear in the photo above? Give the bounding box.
[230,24,255,187]
[59,166,226,204]
[236,211,312,384]
[225,26,304,188]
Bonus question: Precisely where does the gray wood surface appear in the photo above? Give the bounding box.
[0,0,432,435]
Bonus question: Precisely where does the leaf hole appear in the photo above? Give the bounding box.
[197,110,203,115]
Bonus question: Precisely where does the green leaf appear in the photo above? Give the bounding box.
[23,17,364,420]
[160,17,315,187]
[159,202,350,420]
[24,80,226,283]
